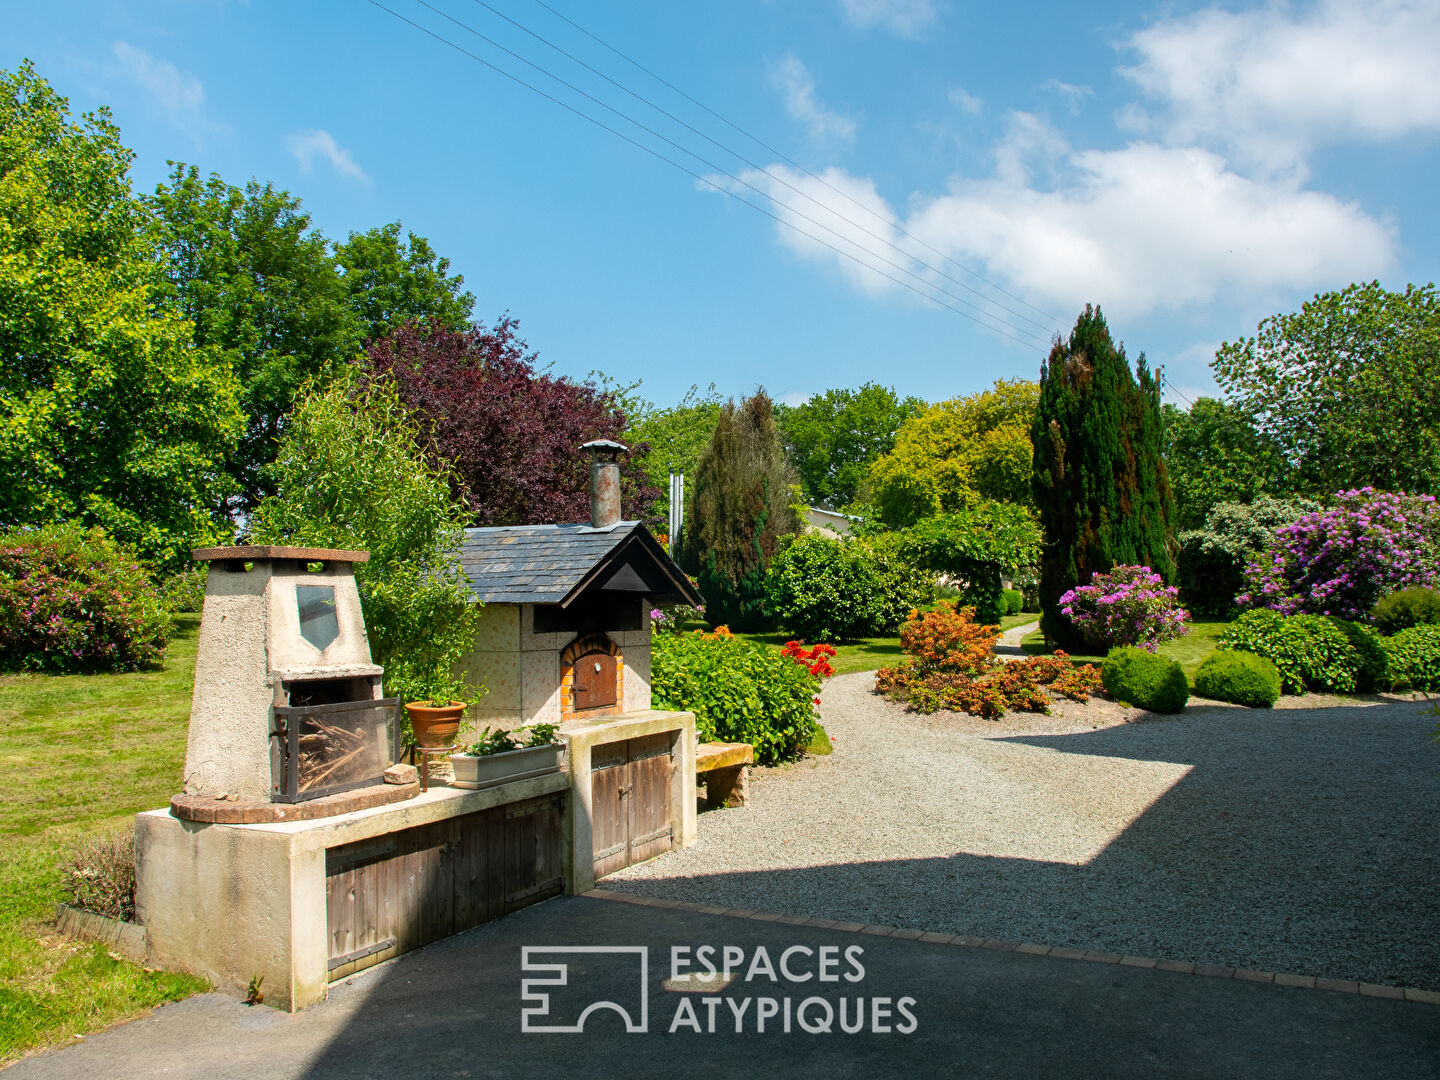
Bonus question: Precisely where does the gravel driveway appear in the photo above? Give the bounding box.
[610,672,1440,989]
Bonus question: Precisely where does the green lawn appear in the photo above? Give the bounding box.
[732,611,1038,677]
[1020,618,1232,680]
[0,615,208,1064]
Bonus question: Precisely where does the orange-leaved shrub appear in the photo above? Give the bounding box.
[875,602,1100,718]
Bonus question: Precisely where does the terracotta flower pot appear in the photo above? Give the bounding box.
[404,701,466,749]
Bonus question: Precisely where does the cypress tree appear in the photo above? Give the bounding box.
[681,390,801,630]
[1031,306,1176,649]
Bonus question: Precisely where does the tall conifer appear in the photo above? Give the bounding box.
[682,391,801,630]
[1031,306,1176,648]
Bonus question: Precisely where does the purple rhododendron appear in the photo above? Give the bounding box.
[1058,565,1190,652]
[1237,488,1440,619]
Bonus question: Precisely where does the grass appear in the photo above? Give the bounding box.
[1020,618,1233,681]
[0,615,209,1064]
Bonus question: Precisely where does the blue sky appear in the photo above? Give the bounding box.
[8,1,1439,408]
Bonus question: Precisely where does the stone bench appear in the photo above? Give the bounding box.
[696,741,753,809]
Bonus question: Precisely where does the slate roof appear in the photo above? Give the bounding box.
[455,521,699,606]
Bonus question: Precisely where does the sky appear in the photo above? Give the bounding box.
[7,0,1440,409]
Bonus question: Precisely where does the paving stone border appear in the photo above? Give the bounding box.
[584,887,1440,1006]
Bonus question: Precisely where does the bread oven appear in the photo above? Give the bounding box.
[179,546,402,812]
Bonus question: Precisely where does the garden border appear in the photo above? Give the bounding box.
[584,888,1440,1005]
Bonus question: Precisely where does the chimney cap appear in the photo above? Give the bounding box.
[580,439,628,461]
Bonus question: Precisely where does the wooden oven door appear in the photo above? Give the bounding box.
[572,650,617,711]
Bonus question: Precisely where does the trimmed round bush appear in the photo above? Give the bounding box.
[764,532,935,642]
[1373,587,1440,636]
[0,523,172,673]
[1193,650,1281,708]
[651,630,819,764]
[1382,624,1440,692]
[1101,646,1189,713]
[1218,609,1385,695]
[1001,588,1024,616]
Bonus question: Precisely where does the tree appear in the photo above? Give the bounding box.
[249,370,481,706]
[1162,397,1282,531]
[869,379,1038,527]
[1031,306,1176,649]
[901,502,1042,624]
[622,384,724,521]
[333,221,475,346]
[145,165,362,515]
[1212,282,1440,497]
[776,383,924,510]
[0,63,241,567]
[682,391,802,629]
[367,319,660,526]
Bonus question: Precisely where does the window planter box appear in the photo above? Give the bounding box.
[449,743,566,790]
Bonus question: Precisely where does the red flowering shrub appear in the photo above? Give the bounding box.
[0,523,173,673]
[781,640,837,678]
[875,602,1100,718]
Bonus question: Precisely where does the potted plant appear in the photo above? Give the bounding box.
[402,671,473,750]
[450,723,566,790]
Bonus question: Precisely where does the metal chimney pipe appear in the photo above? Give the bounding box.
[580,439,627,529]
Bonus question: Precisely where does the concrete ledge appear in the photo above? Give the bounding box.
[55,904,150,965]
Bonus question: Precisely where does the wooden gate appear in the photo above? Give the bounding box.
[591,733,675,879]
[324,793,564,980]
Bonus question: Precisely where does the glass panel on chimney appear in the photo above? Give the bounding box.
[297,585,340,650]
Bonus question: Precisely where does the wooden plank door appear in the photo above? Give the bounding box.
[591,740,630,879]
[591,735,675,879]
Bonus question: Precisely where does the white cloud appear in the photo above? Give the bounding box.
[947,86,983,116]
[284,129,370,184]
[1041,79,1092,115]
[767,54,857,145]
[838,0,939,38]
[1121,0,1440,171]
[779,390,812,407]
[111,42,224,141]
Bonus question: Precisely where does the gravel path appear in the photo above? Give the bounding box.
[610,672,1440,989]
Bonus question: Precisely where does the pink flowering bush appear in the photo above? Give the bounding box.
[0,523,172,673]
[1237,488,1440,620]
[1059,565,1190,652]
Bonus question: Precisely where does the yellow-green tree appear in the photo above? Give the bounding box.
[0,62,240,567]
[868,379,1039,527]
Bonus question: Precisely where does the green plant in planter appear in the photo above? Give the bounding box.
[525,723,562,747]
[466,726,520,757]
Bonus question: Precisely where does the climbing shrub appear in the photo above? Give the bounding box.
[651,630,818,764]
[1101,647,1189,713]
[1218,609,1385,694]
[1193,650,1282,708]
[0,523,172,673]
[874,602,1101,718]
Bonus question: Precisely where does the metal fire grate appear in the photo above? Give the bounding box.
[271,698,399,803]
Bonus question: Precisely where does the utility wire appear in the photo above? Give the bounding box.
[528,0,1063,331]
[366,0,1052,351]
[404,0,1052,350]
[466,0,1054,337]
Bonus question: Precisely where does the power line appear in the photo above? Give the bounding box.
[365,0,1052,351]
[465,0,1055,337]
[403,0,1053,350]
[528,0,1063,331]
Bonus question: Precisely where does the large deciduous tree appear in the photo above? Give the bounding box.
[0,63,241,568]
[334,221,475,346]
[1212,281,1440,497]
[776,383,924,511]
[621,383,724,522]
[682,391,802,630]
[145,165,361,515]
[869,379,1038,527]
[367,319,659,526]
[1031,306,1175,649]
[1162,397,1282,531]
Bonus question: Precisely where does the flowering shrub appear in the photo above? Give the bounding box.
[1238,488,1440,620]
[0,523,172,673]
[1058,565,1190,652]
[875,602,1101,718]
[650,602,705,635]
[781,640,837,678]
[651,630,818,764]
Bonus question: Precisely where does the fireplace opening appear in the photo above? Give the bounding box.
[272,677,398,803]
